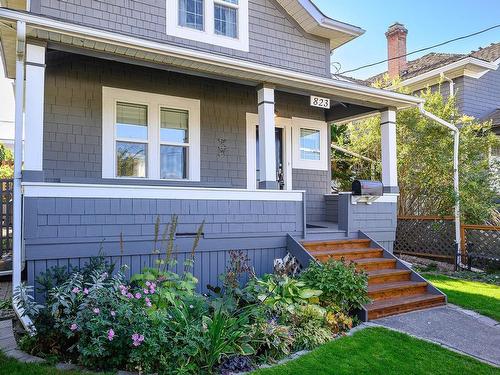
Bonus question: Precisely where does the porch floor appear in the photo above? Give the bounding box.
[306,221,342,233]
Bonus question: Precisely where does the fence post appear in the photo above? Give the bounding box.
[460,224,466,268]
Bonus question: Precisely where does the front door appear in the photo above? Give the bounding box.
[246,113,292,190]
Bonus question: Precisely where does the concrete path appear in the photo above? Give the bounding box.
[373,305,500,367]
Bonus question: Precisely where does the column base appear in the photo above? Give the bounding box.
[259,180,279,190]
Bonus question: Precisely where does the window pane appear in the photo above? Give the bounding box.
[179,0,204,30]
[300,128,320,160]
[214,4,237,38]
[161,108,189,143]
[116,142,147,177]
[161,145,187,179]
[116,102,148,140]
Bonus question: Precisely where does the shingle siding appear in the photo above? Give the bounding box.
[460,68,500,119]
[42,52,329,197]
[31,0,331,77]
[292,169,329,222]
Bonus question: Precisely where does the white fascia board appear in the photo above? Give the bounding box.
[0,9,422,109]
[393,57,499,91]
[22,182,305,201]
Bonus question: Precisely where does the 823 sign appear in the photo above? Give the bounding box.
[310,96,331,109]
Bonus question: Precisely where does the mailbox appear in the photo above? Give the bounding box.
[352,180,383,196]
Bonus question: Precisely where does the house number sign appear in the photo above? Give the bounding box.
[310,95,331,109]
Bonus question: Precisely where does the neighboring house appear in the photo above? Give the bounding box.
[0,1,447,318]
[0,59,14,151]
[367,23,500,180]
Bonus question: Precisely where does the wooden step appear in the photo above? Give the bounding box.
[313,248,384,261]
[367,269,412,284]
[352,257,397,271]
[368,281,429,301]
[303,239,371,251]
[366,293,446,320]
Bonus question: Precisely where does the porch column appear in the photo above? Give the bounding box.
[257,84,278,189]
[380,108,399,193]
[24,43,46,180]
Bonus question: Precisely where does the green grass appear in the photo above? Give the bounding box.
[423,273,500,321]
[253,327,500,375]
[0,352,110,375]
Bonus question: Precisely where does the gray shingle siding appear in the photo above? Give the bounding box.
[42,52,330,196]
[292,169,329,222]
[460,68,500,119]
[31,0,331,77]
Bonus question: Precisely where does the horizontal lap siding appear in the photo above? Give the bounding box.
[32,0,330,77]
[24,196,300,296]
[350,201,397,252]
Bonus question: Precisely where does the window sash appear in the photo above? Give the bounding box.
[299,128,321,161]
[179,0,204,30]
[214,3,238,38]
[116,141,148,178]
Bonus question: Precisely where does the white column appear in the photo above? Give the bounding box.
[24,43,46,175]
[380,108,399,193]
[257,85,277,189]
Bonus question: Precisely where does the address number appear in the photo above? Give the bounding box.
[310,96,331,109]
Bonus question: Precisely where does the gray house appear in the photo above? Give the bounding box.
[1,1,448,319]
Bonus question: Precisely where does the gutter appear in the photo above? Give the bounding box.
[0,8,422,109]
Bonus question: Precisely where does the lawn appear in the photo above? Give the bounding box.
[423,273,500,321]
[253,327,500,375]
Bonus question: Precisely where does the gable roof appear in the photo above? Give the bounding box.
[275,0,365,50]
[367,42,500,84]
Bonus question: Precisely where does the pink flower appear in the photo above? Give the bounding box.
[149,287,156,294]
[110,311,116,317]
[143,289,149,294]
[145,297,152,307]
[126,292,134,299]
[70,323,78,331]
[131,333,144,347]
[93,308,100,314]
[145,281,151,287]
[83,288,89,295]
[107,329,115,341]
[150,282,156,288]
[72,287,80,294]
[135,293,141,299]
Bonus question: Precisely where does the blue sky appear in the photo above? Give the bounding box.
[313,0,500,79]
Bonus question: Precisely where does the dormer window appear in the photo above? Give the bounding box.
[166,0,249,51]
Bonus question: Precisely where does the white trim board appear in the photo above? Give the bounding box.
[22,182,305,201]
[292,117,329,171]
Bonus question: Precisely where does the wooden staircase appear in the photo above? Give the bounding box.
[302,238,446,320]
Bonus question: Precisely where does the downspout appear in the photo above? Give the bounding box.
[440,73,455,96]
[418,103,462,269]
[12,20,34,332]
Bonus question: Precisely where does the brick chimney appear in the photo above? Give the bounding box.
[386,23,408,78]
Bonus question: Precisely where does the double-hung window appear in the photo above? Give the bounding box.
[166,0,249,51]
[102,87,200,181]
[292,118,328,171]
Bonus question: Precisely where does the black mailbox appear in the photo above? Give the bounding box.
[352,180,383,196]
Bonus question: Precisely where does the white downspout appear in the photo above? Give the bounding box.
[418,103,462,269]
[440,73,455,96]
[12,20,34,332]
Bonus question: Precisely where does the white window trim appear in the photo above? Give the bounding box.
[166,0,249,52]
[246,113,293,190]
[102,87,200,181]
[292,117,328,171]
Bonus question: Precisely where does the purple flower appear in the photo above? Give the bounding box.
[110,310,116,317]
[150,287,156,294]
[135,293,141,299]
[70,323,78,331]
[145,297,152,308]
[83,288,89,295]
[107,329,115,341]
[72,287,80,294]
[93,307,100,314]
[145,281,151,287]
[131,333,144,347]
[143,289,149,294]
[126,292,134,299]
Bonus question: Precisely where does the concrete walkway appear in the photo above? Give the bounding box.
[373,305,500,367]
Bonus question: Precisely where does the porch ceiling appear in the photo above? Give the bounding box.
[0,8,423,114]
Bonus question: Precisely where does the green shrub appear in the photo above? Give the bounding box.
[300,259,369,312]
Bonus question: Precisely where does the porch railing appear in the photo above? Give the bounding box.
[1,179,14,274]
[395,215,500,269]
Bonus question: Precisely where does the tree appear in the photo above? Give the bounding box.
[0,142,13,179]
[332,84,500,225]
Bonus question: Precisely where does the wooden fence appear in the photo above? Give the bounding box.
[395,216,500,269]
[1,179,14,262]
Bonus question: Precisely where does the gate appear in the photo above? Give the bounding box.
[1,179,13,274]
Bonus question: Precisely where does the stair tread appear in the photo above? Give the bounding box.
[302,239,370,246]
[368,281,428,293]
[311,248,383,256]
[353,257,396,264]
[366,293,445,311]
[367,269,411,277]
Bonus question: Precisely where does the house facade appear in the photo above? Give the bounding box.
[0,1,423,292]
